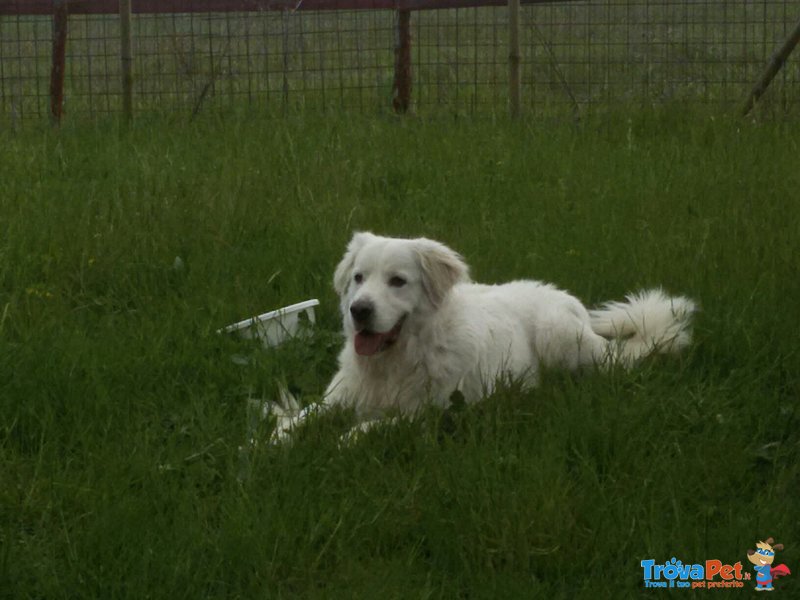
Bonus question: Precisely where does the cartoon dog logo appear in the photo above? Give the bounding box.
[747,538,791,591]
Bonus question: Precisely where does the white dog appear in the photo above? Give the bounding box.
[272,232,696,441]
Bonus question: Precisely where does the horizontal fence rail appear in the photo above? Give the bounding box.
[2,0,568,15]
[1,0,799,123]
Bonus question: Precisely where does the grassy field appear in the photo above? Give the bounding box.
[1,108,799,598]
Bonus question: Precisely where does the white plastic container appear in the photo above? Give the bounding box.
[219,299,320,348]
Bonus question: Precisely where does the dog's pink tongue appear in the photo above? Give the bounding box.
[355,331,387,356]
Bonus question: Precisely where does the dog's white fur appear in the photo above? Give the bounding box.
[273,232,696,440]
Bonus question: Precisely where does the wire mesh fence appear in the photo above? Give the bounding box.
[1,0,799,123]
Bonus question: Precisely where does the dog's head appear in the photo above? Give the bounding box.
[747,538,784,566]
[333,232,469,356]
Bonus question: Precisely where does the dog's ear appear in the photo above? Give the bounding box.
[773,543,785,552]
[415,238,470,307]
[333,232,375,296]
[765,537,775,546]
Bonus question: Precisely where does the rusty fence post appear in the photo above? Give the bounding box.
[741,15,800,117]
[50,0,69,125]
[392,8,412,114]
[120,0,134,122]
[508,0,521,118]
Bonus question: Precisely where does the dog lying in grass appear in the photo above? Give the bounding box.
[271,232,696,442]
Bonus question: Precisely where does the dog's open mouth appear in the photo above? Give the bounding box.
[354,317,405,356]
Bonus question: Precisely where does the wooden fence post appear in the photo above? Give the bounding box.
[508,0,521,118]
[120,0,134,122]
[50,0,69,125]
[741,15,800,117]
[393,8,412,114]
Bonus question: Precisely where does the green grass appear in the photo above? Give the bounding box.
[1,108,799,598]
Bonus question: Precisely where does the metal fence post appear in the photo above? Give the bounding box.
[741,15,800,117]
[393,8,412,114]
[120,0,134,122]
[49,0,69,125]
[508,0,521,118]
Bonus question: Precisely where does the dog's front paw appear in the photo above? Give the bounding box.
[268,403,322,444]
[338,417,398,447]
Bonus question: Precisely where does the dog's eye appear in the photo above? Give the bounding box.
[388,276,407,288]
[354,273,363,284]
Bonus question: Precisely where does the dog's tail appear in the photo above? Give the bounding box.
[589,288,697,367]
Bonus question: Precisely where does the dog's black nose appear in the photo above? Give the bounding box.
[350,301,373,325]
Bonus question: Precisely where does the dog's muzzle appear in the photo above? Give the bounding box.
[352,316,406,357]
[349,300,374,329]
